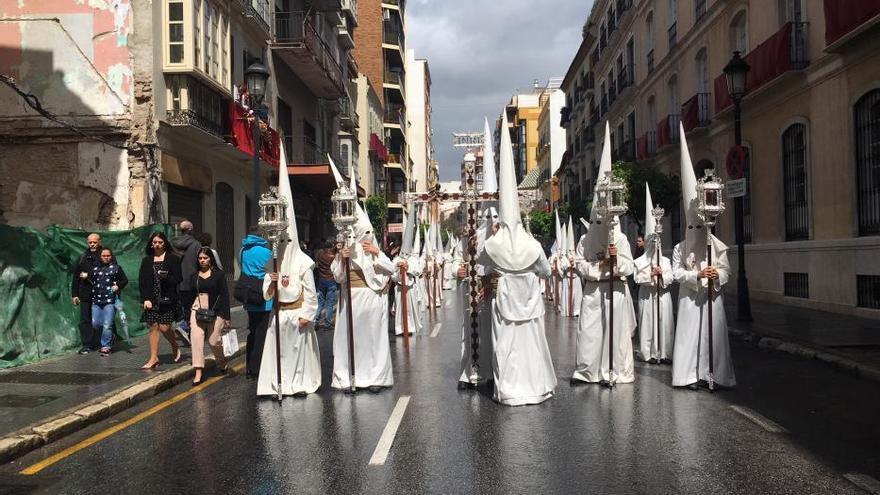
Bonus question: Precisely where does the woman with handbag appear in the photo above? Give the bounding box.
[190,248,231,386]
[138,232,183,369]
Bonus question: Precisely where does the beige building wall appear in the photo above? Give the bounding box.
[564,0,880,318]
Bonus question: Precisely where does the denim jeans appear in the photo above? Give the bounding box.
[91,303,116,348]
[316,278,338,326]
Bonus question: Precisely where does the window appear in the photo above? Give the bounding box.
[695,0,707,23]
[730,10,749,53]
[167,0,184,64]
[779,0,805,24]
[221,17,228,87]
[668,0,677,24]
[784,272,809,298]
[855,89,880,235]
[203,2,211,73]
[782,123,810,240]
[193,0,200,67]
[667,75,678,113]
[695,48,709,93]
[211,6,219,79]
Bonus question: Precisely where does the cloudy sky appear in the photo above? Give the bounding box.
[407,0,593,181]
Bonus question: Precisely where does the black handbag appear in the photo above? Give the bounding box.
[233,274,264,306]
[195,278,219,323]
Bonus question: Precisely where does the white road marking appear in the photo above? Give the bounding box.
[430,322,442,338]
[729,405,788,433]
[368,396,411,466]
[844,473,880,494]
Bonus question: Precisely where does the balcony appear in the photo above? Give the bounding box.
[600,95,608,116]
[384,105,406,129]
[560,106,572,127]
[681,92,711,131]
[341,0,358,27]
[616,139,635,162]
[668,22,677,49]
[339,97,358,131]
[713,22,810,111]
[824,0,880,47]
[383,21,403,48]
[609,81,617,105]
[272,12,345,99]
[236,0,271,34]
[589,110,600,127]
[637,131,658,160]
[228,100,280,167]
[618,67,632,92]
[369,133,388,162]
[656,114,680,149]
[165,75,229,141]
[338,18,354,49]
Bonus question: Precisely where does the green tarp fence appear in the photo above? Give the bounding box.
[0,224,174,369]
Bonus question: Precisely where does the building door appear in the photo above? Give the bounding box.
[167,183,204,233]
[215,182,235,277]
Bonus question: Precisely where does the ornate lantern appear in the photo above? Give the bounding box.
[652,205,665,237]
[331,181,358,244]
[595,170,628,243]
[696,168,726,228]
[258,187,288,252]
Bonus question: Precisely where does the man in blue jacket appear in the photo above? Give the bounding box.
[241,227,272,378]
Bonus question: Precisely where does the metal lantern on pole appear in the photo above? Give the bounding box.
[245,61,271,228]
[331,180,358,392]
[595,170,627,387]
[257,187,288,402]
[696,168,725,391]
[724,50,753,323]
[651,205,665,363]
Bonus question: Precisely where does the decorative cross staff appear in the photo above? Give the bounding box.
[696,169,725,391]
[258,187,289,402]
[651,205,665,362]
[331,182,359,393]
[595,170,628,387]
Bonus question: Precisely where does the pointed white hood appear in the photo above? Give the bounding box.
[479,111,543,272]
[551,210,562,255]
[481,117,498,194]
[566,216,576,254]
[401,210,416,257]
[413,226,422,257]
[276,141,314,300]
[579,122,616,259]
[679,123,728,262]
[641,182,661,260]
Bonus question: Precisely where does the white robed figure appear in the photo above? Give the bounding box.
[477,112,556,406]
[458,121,498,387]
[633,184,674,363]
[391,212,423,336]
[557,217,583,317]
[571,123,637,385]
[413,228,428,317]
[671,124,736,389]
[329,166,397,391]
[257,144,321,397]
[442,233,456,290]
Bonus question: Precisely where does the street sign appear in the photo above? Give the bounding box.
[727,178,747,198]
[387,222,403,233]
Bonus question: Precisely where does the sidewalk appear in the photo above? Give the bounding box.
[726,299,880,381]
[0,308,249,464]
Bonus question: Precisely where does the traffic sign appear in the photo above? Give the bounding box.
[727,178,747,198]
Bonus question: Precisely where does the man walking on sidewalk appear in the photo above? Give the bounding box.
[71,233,103,354]
[240,227,272,378]
[171,220,200,346]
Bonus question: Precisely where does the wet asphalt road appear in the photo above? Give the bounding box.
[2,291,879,495]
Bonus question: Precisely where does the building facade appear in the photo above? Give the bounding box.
[536,78,566,206]
[559,0,880,317]
[405,49,433,193]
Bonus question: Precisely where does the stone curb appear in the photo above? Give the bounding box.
[0,344,246,465]
[729,326,880,384]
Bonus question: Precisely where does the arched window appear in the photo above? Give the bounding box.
[782,123,809,240]
[695,48,709,93]
[730,10,749,53]
[645,12,656,73]
[214,182,234,276]
[855,89,880,235]
[667,75,679,116]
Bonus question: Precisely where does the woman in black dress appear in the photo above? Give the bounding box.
[138,232,183,369]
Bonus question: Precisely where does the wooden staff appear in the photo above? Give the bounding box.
[707,240,715,391]
[568,266,574,316]
[400,264,410,348]
[272,255,282,402]
[655,247,662,362]
[554,260,560,312]
[344,243,356,393]
[608,242,616,386]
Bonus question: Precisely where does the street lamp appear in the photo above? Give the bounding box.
[246,61,271,227]
[723,51,752,322]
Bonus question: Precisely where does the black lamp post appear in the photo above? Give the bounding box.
[723,51,752,322]
[245,61,271,227]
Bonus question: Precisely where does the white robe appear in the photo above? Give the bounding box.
[671,239,736,388]
[633,253,675,362]
[490,256,557,406]
[256,268,321,396]
[557,255,583,317]
[391,256,423,336]
[330,252,396,389]
[572,232,637,384]
[442,257,455,290]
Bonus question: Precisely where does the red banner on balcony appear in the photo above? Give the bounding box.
[656,118,671,148]
[681,94,700,132]
[369,133,388,162]
[637,134,648,160]
[824,0,880,44]
[229,102,280,168]
[714,22,794,112]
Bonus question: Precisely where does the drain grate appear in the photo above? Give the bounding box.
[0,394,59,408]
[0,371,124,386]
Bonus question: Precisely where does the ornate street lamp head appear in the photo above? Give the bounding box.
[723,51,751,101]
[696,168,725,227]
[245,61,271,107]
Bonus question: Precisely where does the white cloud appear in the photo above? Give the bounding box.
[407,0,592,180]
